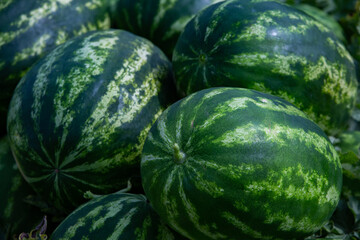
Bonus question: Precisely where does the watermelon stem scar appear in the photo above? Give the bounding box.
[173,143,186,164]
[199,53,207,64]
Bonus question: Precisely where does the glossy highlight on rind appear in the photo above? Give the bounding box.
[6,29,175,213]
[141,87,342,240]
[0,0,111,136]
[50,192,186,240]
[172,0,358,135]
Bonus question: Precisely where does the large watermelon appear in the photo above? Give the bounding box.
[141,87,342,239]
[0,0,111,136]
[109,0,222,57]
[172,0,358,135]
[50,192,187,240]
[6,29,176,213]
[0,137,44,240]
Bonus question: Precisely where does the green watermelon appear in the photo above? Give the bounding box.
[109,0,222,57]
[50,192,187,240]
[141,87,342,240]
[6,29,176,213]
[0,137,44,240]
[172,0,358,135]
[0,0,111,136]
[293,4,346,43]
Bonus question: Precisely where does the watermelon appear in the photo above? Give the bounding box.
[172,0,358,135]
[293,4,346,43]
[0,0,111,136]
[50,192,186,240]
[0,137,44,240]
[140,87,342,240]
[109,0,222,57]
[6,29,176,213]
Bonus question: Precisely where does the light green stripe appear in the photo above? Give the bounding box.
[246,163,339,205]
[1,0,73,48]
[234,10,285,42]
[135,215,151,240]
[8,79,54,170]
[226,52,308,77]
[187,161,225,198]
[54,32,119,166]
[197,96,307,132]
[232,8,330,44]
[0,0,12,10]
[53,172,61,205]
[236,22,267,41]
[146,131,173,154]
[176,171,227,239]
[55,30,68,45]
[96,14,111,30]
[146,161,174,192]
[304,56,356,106]
[57,204,105,240]
[222,212,273,239]
[12,33,51,66]
[201,87,227,100]
[213,122,339,167]
[107,204,139,240]
[265,211,321,233]
[25,173,52,184]
[142,153,172,164]
[61,41,160,168]
[204,0,233,43]
[210,32,234,54]
[175,112,183,143]
[195,158,264,180]
[90,198,127,232]
[33,40,72,127]
[161,166,180,227]
[157,113,174,151]
[84,0,102,10]
[59,172,112,190]
[151,0,177,38]
[32,39,74,170]
[287,11,330,33]
[63,158,118,174]
[162,16,190,41]
[66,113,159,171]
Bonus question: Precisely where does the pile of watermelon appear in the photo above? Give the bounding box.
[1,0,360,239]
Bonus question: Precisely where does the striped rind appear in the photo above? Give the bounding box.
[6,29,175,213]
[50,193,186,240]
[172,0,358,135]
[141,87,342,240]
[294,4,346,43]
[111,0,222,57]
[0,137,43,238]
[0,0,111,135]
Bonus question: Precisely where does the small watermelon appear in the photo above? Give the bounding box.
[7,29,176,213]
[50,192,187,240]
[141,87,342,239]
